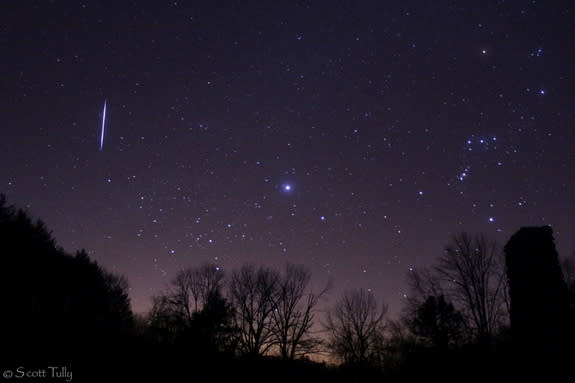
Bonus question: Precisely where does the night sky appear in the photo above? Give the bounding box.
[2,1,574,315]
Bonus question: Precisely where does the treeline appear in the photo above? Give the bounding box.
[145,262,328,360]
[2,194,575,382]
[0,195,134,380]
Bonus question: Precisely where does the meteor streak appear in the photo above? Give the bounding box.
[99,99,107,151]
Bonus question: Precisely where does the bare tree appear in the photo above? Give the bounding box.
[404,267,444,320]
[435,232,506,343]
[170,263,225,324]
[325,288,387,366]
[148,263,224,338]
[271,263,329,360]
[148,294,183,342]
[229,264,280,356]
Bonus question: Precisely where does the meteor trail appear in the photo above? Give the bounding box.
[99,99,107,151]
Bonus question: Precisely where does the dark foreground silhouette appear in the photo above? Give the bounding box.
[1,194,574,382]
[505,226,574,375]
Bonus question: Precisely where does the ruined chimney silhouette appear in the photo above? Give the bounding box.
[504,226,570,347]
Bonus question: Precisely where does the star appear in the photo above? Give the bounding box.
[4,1,573,351]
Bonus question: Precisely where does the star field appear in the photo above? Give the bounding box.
[1,1,574,314]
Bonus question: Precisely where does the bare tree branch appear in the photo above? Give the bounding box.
[325,288,387,366]
[229,264,280,357]
[435,233,506,343]
[271,263,329,359]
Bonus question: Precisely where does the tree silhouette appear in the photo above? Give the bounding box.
[325,288,387,367]
[148,263,230,350]
[381,319,418,374]
[68,249,133,335]
[0,194,132,357]
[435,232,506,344]
[229,264,280,357]
[271,263,329,360]
[187,288,236,355]
[404,267,444,323]
[14,189,575,380]
[148,294,182,343]
[407,295,464,349]
[170,263,225,325]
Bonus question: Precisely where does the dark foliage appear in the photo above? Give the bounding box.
[408,295,464,349]
[147,263,235,355]
[0,195,133,380]
[2,193,575,382]
[177,289,237,357]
